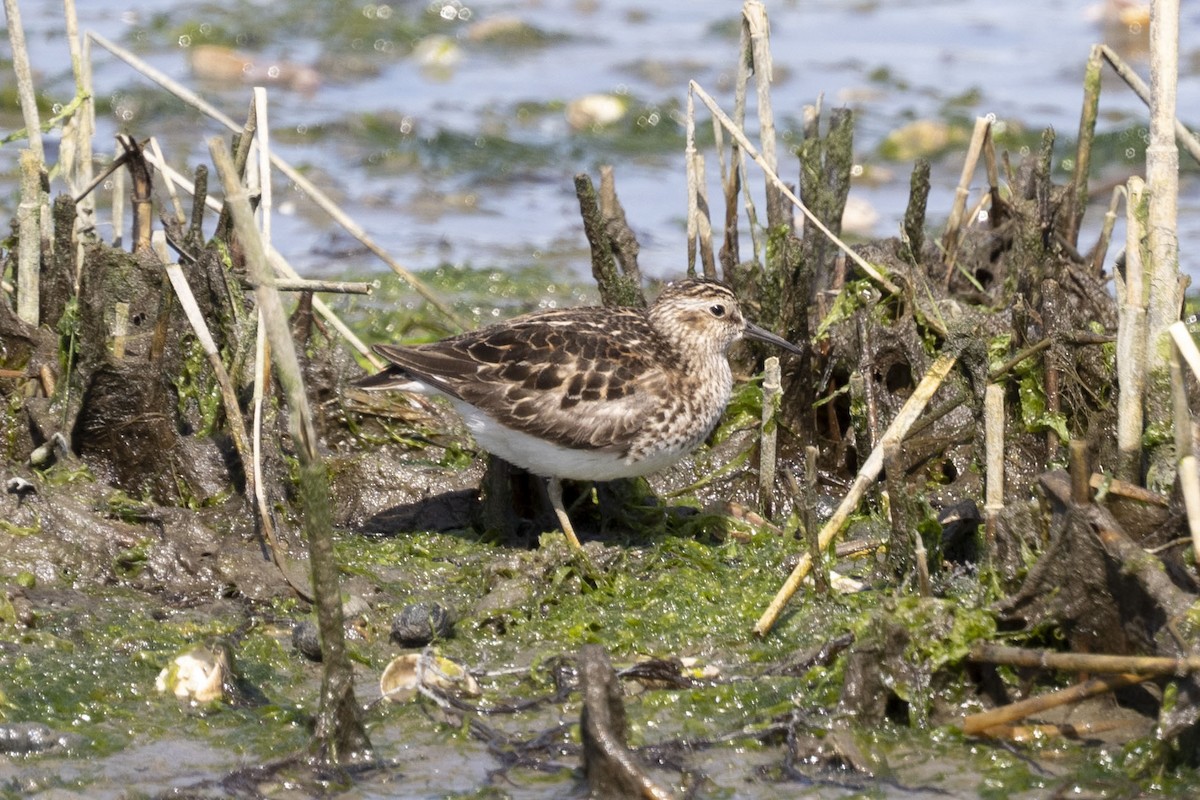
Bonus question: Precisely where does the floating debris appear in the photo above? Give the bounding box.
[566,93,629,131]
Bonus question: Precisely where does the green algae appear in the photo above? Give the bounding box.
[0,590,314,762]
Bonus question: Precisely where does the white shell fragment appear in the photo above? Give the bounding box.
[380,651,481,704]
[155,646,231,704]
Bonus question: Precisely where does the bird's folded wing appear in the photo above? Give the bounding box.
[376,324,668,455]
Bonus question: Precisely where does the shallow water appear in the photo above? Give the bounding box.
[5,0,1200,285]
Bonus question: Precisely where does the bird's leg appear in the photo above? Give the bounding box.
[546,477,583,550]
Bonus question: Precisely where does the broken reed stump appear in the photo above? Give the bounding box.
[574,170,646,309]
[579,645,676,800]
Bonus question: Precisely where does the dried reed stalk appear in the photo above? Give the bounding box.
[16,150,40,326]
[149,137,186,227]
[1098,44,1200,166]
[730,12,761,265]
[758,356,781,516]
[1116,178,1148,482]
[248,87,286,606]
[743,1,785,229]
[684,90,716,277]
[3,0,44,161]
[685,90,701,275]
[755,351,960,635]
[210,136,370,762]
[688,81,907,304]
[972,642,1200,675]
[65,0,95,284]
[88,31,466,331]
[941,117,992,283]
[111,139,126,248]
[1168,322,1200,558]
[692,151,716,276]
[1090,186,1124,275]
[252,88,273,245]
[984,384,1004,549]
[961,673,1147,736]
[1145,0,1182,371]
[1065,46,1103,247]
[266,278,376,294]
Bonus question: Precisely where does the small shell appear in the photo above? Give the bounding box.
[380,652,480,704]
[155,645,232,703]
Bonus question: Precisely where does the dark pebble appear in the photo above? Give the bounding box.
[391,602,455,647]
[0,722,66,755]
[292,619,322,662]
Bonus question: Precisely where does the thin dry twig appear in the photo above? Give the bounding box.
[1089,472,1169,506]
[263,278,377,295]
[1098,44,1200,166]
[148,137,186,227]
[140,147,384,369]
[755,351,960,635]
[688,81,910,307]
[961,673,1148,736]
[87,31,466,331]
[941,116,992,282]
[1090,185,1125,275]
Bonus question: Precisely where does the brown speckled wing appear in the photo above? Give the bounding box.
[372,308,672,454]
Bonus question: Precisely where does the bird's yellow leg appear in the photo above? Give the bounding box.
[547,477,583,550]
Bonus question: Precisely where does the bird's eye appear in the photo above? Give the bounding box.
[710,304,726,317]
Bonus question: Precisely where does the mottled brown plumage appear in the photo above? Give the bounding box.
[356,278,802,547]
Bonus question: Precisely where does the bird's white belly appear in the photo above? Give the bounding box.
[397,378,712,482]
[452,401,688,481]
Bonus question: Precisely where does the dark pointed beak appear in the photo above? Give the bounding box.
[744,321,805,355]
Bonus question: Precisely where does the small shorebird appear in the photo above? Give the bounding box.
[356,278,803,548]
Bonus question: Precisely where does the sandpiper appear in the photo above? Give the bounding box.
[355,278,803,548]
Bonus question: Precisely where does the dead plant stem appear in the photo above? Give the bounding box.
[688,81,908,305]
[88,31,466,331]
[3,0,44,161]
[755,351,959,635]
